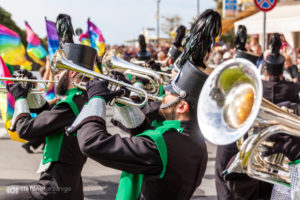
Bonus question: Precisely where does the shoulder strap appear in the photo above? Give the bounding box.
[55,90,82,116]
[138,129,168,178]
[116,121,183,200]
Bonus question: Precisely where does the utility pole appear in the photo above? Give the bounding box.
[156,0,160,45]
[197,0,200,16]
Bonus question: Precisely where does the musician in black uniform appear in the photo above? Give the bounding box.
[66,9,221,200]
[0,43,97,200]
[263,34,300,105]
[225,33,300,200]
[215,25,259,200]
[136,34,151,61]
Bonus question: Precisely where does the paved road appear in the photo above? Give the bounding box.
[0,107,218,199]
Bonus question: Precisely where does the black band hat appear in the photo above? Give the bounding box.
[265,33,285,76]
[62,43,97,70]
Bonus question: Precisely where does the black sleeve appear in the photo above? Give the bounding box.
[77,119,163,176]
[290,65,298,78]
[29,102,51,114]
[228,178,273,199]
[111,117,152,136]
[16,103,75,140]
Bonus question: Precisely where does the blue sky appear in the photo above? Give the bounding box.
[0,0,216,44]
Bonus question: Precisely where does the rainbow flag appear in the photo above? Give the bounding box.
[45,19,59,61]
[79,31,91,46]
[25,21,47,66]
[88,19,106,57]
[0,24,31,67]
[0,56,26,142]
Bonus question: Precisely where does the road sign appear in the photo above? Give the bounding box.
[254,0,277,12]
[223,0,238,18]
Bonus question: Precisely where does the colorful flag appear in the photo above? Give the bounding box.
[88,19,106,57]
[25,21,47,66]
[79,31,91,46]
[0,24,31,66]
[45,19,59,61]
[0,56,26,142]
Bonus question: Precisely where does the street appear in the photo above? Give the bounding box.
[0,106,217,199]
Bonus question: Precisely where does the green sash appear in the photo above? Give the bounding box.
[289,159,300,165]
[42,88,82,164]
[115,120,183,200]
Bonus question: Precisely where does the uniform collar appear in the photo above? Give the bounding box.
[162,120,181,126]
[65,87,80,97]
[162,120,184,133]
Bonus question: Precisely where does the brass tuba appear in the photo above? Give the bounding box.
[197,58,300,186]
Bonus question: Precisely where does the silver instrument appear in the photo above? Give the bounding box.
[51,49,160,107]
[197,58,300,186]
[130,58,172,86]
[0,77,57,94]
[102,50,163,98]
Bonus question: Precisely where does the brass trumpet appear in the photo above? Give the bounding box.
[130,58,173,86]
[51,50,161,107]
[102,50,163,96]
[197,58,300,187]
[0,77,57,94]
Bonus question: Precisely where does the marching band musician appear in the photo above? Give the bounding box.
[262,33,300,200]
[66,9,221,200]
[136,34,151,61]
[225,33,300,200]
[262,33,300,106]
[215,24,261,200]
[0,43,96,200]
[0,14,97,200]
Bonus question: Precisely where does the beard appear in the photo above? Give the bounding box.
[55,71,69,96]
[158,103,178,120]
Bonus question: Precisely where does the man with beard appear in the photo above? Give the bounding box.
[0,43,97,200]
[66,9,221,200]
[66,63,208,200]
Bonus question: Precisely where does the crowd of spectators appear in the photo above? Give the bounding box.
[103,33,300,86]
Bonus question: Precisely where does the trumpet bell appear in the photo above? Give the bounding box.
[197,58,263,145]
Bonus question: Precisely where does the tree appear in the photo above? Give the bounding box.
[0,6,47,48]
[0,7,27,45]
[161,15,181,39]
[213,0,223,16]
[0,7,48,69]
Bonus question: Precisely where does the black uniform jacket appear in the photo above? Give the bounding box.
[15,91,88,200]
[77,105,208,200]
[263,80,300,104]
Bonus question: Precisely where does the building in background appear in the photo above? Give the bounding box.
[235,0,300,52]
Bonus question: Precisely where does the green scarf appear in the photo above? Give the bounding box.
[115,120,183,200]
[42,88,82,164]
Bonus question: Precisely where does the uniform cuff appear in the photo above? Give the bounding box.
[26,93,47,109]
[10,98,30,131]
[112,104,145,129]
[66,97,106,134]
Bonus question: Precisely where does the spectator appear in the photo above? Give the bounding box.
[284,54,298,83]
[254,44,264,68]
[222,52,232,62]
